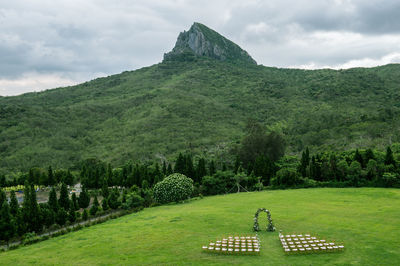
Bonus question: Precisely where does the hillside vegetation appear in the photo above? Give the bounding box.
[1,22,400,173]
[1,58,400,173]
[1,188,399,265]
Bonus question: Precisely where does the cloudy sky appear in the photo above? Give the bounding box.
[1,0,400,96]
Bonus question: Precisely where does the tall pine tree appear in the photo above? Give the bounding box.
[90,195,99,216]
[195,158,207,182]
[184,154,195,179]
[78,185,90,209]
[48,166,55,186]
[298,147,310,177]
[58,182,70,210]
[101,179,109,198]
[22,182,40,233]
[384,146,396,167]
[71,192,79,211]
[174,153,185,174]
[9,190,19,217]
[0,201,15,244]
[48,187,58,212]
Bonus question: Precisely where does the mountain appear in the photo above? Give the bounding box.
[163,22,256,64]
[1,23,400,174]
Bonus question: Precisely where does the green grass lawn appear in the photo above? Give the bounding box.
[1,188,400,265]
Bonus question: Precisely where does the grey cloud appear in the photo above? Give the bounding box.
[0,0,400,95]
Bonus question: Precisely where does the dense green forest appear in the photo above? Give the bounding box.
[1,56,400,174]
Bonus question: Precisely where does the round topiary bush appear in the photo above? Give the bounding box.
[153,173,194,204]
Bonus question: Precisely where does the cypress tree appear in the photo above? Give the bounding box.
[28,169,35,184]
[353,149,364,168]
[23,183,40,233]
[90,195,99,216]
[0,201,15,244]
[196,158,207,182]
[41,205,55,227]
[68,202,76,223]
[21,181,31,229]
[71,192,79,211]
[16,211,26,237]
[64,170,74,186]
[329,154,339,181]
[48,187,59,212]
[58,183,70,210]
[108,189,121,209]
[78,185,90,209]
[384,146,396,167]
[174,153,185,174]
[101,179,109,198]
[185,154,195,179]
[310,156,316,180]
[29,183,40,232]
[9,190,19,217]
[106,163,113,184]
[48,166,55,186]
[299,149,310,177]
[56,208,68,226]
[102,196,109,211]
[153,162,161,185]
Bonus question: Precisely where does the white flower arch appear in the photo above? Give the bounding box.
[253,208,275,232]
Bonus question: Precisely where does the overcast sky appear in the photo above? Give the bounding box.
[1,0,400,96]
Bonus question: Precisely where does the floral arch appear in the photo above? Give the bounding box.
[253,208,275,232]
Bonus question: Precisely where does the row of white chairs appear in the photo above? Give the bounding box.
[202,246,260,253]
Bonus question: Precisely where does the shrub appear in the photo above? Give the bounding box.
[201,171,235,196]
[122,193,144,209]
[271,168,302,188]
[82,209,88,221]
[108,189,121,209]
[153,173,193,204]
[382,172,399,187]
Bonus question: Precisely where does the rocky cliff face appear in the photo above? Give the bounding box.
[164,22,256,65]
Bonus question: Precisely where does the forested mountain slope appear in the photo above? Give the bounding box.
[1,23,400,173]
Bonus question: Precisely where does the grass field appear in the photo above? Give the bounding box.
[1,188,400,265]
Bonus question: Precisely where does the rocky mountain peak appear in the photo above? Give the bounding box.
[163,22,256,64]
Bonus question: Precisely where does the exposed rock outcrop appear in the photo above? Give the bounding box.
[164,22,256,65]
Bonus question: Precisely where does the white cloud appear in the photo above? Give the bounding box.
[336,52,400,69]
[0,72,84,96]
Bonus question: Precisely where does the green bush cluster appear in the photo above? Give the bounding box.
[153,173,193,204]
